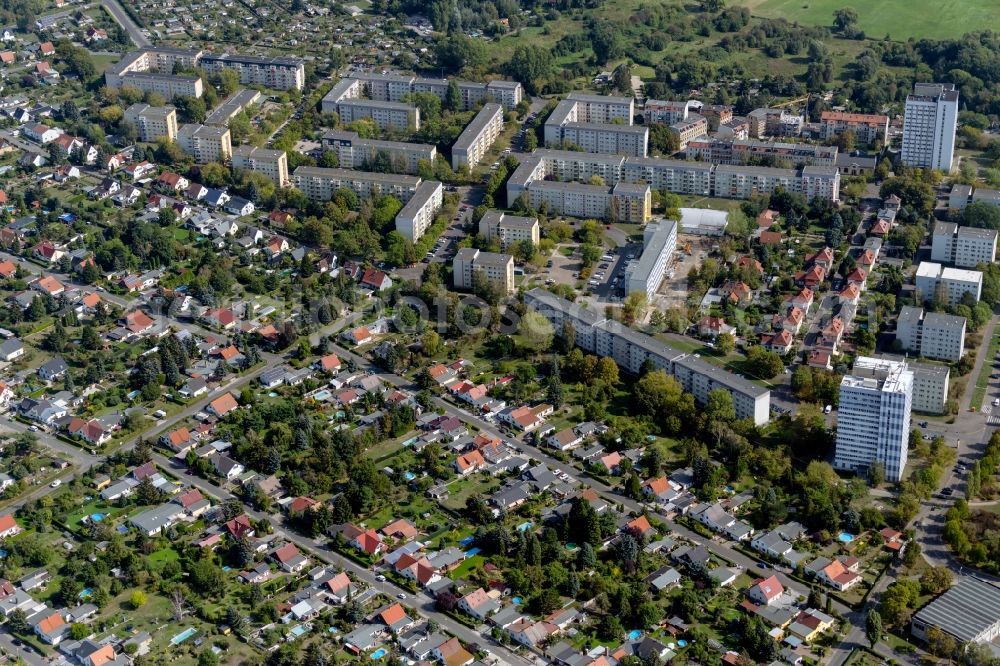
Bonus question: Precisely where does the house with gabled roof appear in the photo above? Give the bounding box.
[747,575,784,606]
[458,587,501,621]
[360,267,392,292]
[378,602,413,633]
[272,543,308,573]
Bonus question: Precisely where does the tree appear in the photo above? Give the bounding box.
[865,609,882,648]
[6,608,29,634]
[919,567,953,595]
[832,7,858,31]
[518,312,554,353]
[198,650,220,666]
[504,45,553,94]
[434,34,486,74]
[444,80,462,112]
[70,623,90,640]
[964,200,1000,230]
[745,346,784,379]
[129,590,147,609]
[716,332,735,354]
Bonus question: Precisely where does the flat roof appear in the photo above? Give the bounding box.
[178,123,229,139]
[628,221,676,284]
[564,121,647,135]
[914,577,1000,643]
[922,311,967,331]
[199,52,304,68]
[714,163,797,178]
[122,71,200,82]
[535,148,626,165]
[909,361,951,379]
[124,103,175,119]
[957,226,998,242]
[481,210,537,229]
[528,180,609,194]
[232,145,284,160]
[626,156,714,172]
[916,261,943,278]
[321,130,434,154]
[205,88,261,125]
[452,103,503,151]
[336,98,415,111]
[673,352,770,398]
[396,180,442,218]
[292,166,420,187]
[896,305,924,328]
[567,92,634,105]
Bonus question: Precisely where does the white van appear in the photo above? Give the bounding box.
[824,405,832,414]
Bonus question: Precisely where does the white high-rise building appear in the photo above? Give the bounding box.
[901,83,959,172]
[834,357,913,482]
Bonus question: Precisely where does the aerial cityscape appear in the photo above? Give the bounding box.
[0,0,996,665]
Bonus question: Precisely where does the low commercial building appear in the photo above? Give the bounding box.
[915,261,983,305]
[292,166,421,203]
[198,53,305,91]
[931,222,997,268]
[624,220,677,299]
[478,210,539,249]
[453,248,514,295]
[177,123,232,163]
[231,145,288,186]
[205,88,262,127]
[910,362,950,414]
[394,180,443,242]
[679,208,729,236]
[524,288,771,424]
[321,130,436,175]
[895,306,965,362]
[819,111,890,146]
[123,103,178,142]
[912,576,1000,647]
[451,103,504,170]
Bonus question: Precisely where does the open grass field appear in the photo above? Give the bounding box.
[736,0,1000,40]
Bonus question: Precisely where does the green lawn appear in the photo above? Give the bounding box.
[971,327,1000,410]
[735,0,998,40]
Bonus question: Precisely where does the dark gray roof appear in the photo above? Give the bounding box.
[913,577,1000,642]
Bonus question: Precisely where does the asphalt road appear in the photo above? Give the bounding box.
[98,0,151,47]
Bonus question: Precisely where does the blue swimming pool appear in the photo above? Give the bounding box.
[628,629,642,640]
[404,472,416,481]
[677,639,688,647]
[458,536,475,546]
[90,513,104,522]
[78,588,92,599]
[290,625,308,637]
[512,596,522,604]
[171,628,197,646]
[838,532,855,543]
[465,547,481,556]
[516,521,533,532]
[371,648,387,659]
[313,390,331,401]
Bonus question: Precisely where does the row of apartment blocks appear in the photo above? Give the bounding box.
[506,149,840,219]
[325,71,522,111]
[323,79,421,131]
[931,222,997,268]
[685,138,839,167]
[451,103,504,170]
[524,288,771,425]
[204,89,262,127]
[896,305,966,362]
[320,131,436,175]
[544,93,646,157]
[106,48,305,97]
[453,248,515,295]
[290,167,444,242]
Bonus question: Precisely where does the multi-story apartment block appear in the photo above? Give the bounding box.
[231,145,288,186]
[478,210,539,249]
[951,185,1000,210]
[834,356,913,482]
[910,362,950,415]
[902,83,959,172]
[119,72,203,99]
[320,131,436,175]
[123,103,178,142]
[915,262,982,305]
[205,89,262,127]
[198,53,305,91]
[931,222,997,268]
[451,103,503,170]
[342,72,522,110]
[643,99,697,125]
[337,99,420,131]
[896,306,966,362]
[685,139,838,166]
[291,166,421,203]
[526,180,650,223]
[747,108,803,138]
[819,111,890,146]
[176,123,232,163]
[453,248,514,295]
[624,221,677,299]
[507,151,838,210]
[394,180,443,242]
[555,122,649,158]
[105,48,201,89]
[669,114,708,150]
[524,288,771,424]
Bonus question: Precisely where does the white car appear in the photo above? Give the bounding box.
[49,479,61,488]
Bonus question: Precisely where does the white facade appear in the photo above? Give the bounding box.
[292,166,421,203]
[931,222,997,268]
[198,54,305,91]
[624,220,677,299]
[910,362,950,415]
[321,131,436,175]
[834,357,913,482]
[123,103,178,142]
[394,180,443,242]
[451,103,504,170]
[915,261,983,305]
[478,210,539,249]
[231,145,288,186]
[177,123,232,163]
[453,248,514,294]
[901,83,959,172]
[896,306,966,362]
